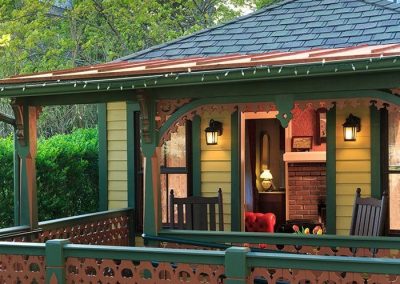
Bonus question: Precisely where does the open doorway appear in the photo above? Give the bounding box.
[241,107,327,233]
[242,112,286,230]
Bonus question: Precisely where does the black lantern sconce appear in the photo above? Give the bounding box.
[343,114,361,141]
[205,119,223,145]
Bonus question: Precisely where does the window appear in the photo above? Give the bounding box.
[388,111,400,232]
[134,116,192,231]
[160,122,192,224]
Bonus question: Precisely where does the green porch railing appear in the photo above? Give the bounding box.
[0,240,400,284]
[0,208,135,246]
[156,230,400,258]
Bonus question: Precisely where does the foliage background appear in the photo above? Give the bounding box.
[0,128,98,228]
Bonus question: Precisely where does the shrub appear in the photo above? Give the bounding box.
[0,128,99,228]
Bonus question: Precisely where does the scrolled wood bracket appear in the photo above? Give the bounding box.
[136,90,152,144]
[11,101,26,146]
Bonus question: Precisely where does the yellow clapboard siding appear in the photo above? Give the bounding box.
[336,135,370,149]
[108,200,128,209]
[108,141,127,151]
[107,102,126,110]
[336,229,348,236]
[335,107,370,235]
[108,161,128,171]
[336,173,370,184]
[107,130,127,140]
[107,102,128,209]
[109,171,128,181]
[336,204,354,215]
[336,216,351,231]
[336,184,371,195]
[201,161,231,172]
[336,161,370,172]
[201,172,231,182]
[108,151,127,161]
[336,196,356,207]
[109,191,128,200]
[107,110,127,121]
[201,150,231,161]
[336,149,370,160]
[107,121,127,130]
[108,180,128,190]
[202,183,231,192]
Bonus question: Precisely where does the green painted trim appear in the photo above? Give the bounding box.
[63,244,225,264]
[97,103,108,211]
[370,104,381,199]
[225,247,250,284]
[45,239,70,284]
[2,56,400,97]
[326,106,336,234]
[230,111,240,231]
[158,90,397,141]
[0,242,45,255]
[159,230,400,250]
[13,135,20,226]
[127,102,140,208]
[192,115,201,196]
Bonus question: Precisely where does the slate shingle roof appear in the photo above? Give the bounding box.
[120,0,400,61]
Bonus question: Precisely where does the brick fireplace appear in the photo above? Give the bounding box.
[287,162,326,224]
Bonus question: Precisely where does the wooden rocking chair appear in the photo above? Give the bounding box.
[350,188,388,236]
[169,188,224,231]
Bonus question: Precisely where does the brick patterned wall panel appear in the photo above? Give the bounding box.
[288,162,326,223]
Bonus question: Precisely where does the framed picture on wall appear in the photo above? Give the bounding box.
[316,108,327,145]
[292,136,313,151]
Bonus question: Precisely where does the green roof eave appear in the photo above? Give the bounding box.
[1,56,400,99]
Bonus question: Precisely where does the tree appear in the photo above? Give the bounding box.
[0,0,278,137]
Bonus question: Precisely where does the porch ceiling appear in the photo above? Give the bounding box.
[1,44,400,100]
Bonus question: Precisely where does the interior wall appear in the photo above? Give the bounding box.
[336,106,371,235]
[200,111,232,231]
[254,119,283,190]
[107,102,128,209]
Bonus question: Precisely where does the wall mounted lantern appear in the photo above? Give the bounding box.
[205,119,223,145]
[260,169,273,191]
[343,114,361,141]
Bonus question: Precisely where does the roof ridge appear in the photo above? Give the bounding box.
[359,0,400,12]
[116,0,297,62]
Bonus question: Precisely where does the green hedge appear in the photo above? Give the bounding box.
[0,128,99,228]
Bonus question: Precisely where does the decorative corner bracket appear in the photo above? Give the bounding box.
[136,90,152,144]
[11,101,26,146]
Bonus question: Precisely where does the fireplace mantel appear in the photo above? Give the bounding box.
[283,151,326,163]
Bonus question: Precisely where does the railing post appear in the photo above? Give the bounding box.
[45,239,70,284]
[225,246,250,284]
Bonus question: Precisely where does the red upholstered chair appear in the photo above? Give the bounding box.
[245,212,276,233]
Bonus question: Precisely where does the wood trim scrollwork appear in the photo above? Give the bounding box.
[11,101,25,146]
[136,90,152,143]
[156,99,191,128]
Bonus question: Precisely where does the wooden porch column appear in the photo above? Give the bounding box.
[142,145,161,236]
[12,102,39,229]
[138,91,161,237]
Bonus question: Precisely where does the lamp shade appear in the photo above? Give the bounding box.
[260,169,273,180]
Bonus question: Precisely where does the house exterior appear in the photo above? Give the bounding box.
[1,0,400,237]
[100,0,400,235]
[1,1,400,283]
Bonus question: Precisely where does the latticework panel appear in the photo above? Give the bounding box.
[0,255,45,284]
[244,243,400,258]
[37,215,131,246]
[65,257,225,284]
[249,267,400,284]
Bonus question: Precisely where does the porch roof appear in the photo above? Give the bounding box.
[1,44,400,97]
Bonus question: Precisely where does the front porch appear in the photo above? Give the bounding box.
[1,210,400,283]
[1,45,400,283]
